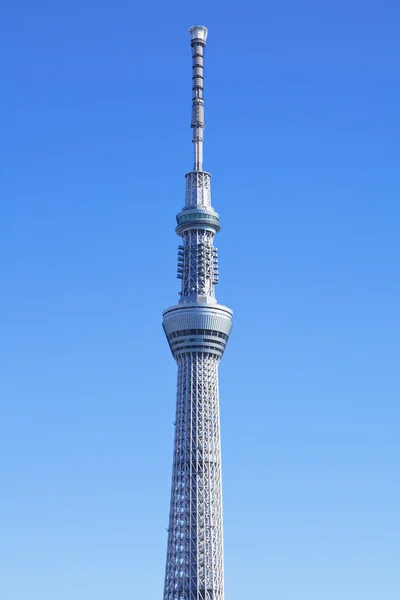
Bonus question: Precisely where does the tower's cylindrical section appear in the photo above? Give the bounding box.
[163,304,232,600]
[163,352,224,600]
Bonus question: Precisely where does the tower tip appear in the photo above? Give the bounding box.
[189,25,208,44]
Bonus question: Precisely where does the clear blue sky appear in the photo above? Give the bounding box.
[1,1,399,598]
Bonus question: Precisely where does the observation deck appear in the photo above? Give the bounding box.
[163,303,233,359]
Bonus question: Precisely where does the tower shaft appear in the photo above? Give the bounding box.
[164,353,223,599]
[162,27,232,600]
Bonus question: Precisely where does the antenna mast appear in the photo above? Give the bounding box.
[189,25,208,172]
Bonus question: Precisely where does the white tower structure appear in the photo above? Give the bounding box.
[162,26,233,600]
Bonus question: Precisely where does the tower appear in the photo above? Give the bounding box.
[162,26,233,600]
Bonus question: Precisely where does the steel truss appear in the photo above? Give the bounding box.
[178,230,218,299]
[164,353,224,600]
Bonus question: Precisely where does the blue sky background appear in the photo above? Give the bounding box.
[1,1,399,598]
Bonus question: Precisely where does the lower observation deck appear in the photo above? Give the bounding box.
[163,303,233,359]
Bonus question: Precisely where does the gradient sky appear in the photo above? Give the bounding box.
[1,1,399,599]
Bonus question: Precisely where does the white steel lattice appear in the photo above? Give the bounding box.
[185,172,211,208]
[163,353,224,600]
[178,230,218,299]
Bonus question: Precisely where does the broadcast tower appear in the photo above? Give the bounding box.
[162,26,233,600]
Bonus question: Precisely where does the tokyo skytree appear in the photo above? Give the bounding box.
[162,26,233,600]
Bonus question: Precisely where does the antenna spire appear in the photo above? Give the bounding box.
[189,26,208,172]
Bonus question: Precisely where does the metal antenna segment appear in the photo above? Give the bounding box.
[162,26,233,600]
[190,25,208,172]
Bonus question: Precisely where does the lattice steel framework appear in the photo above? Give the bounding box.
[162,26,232,600]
